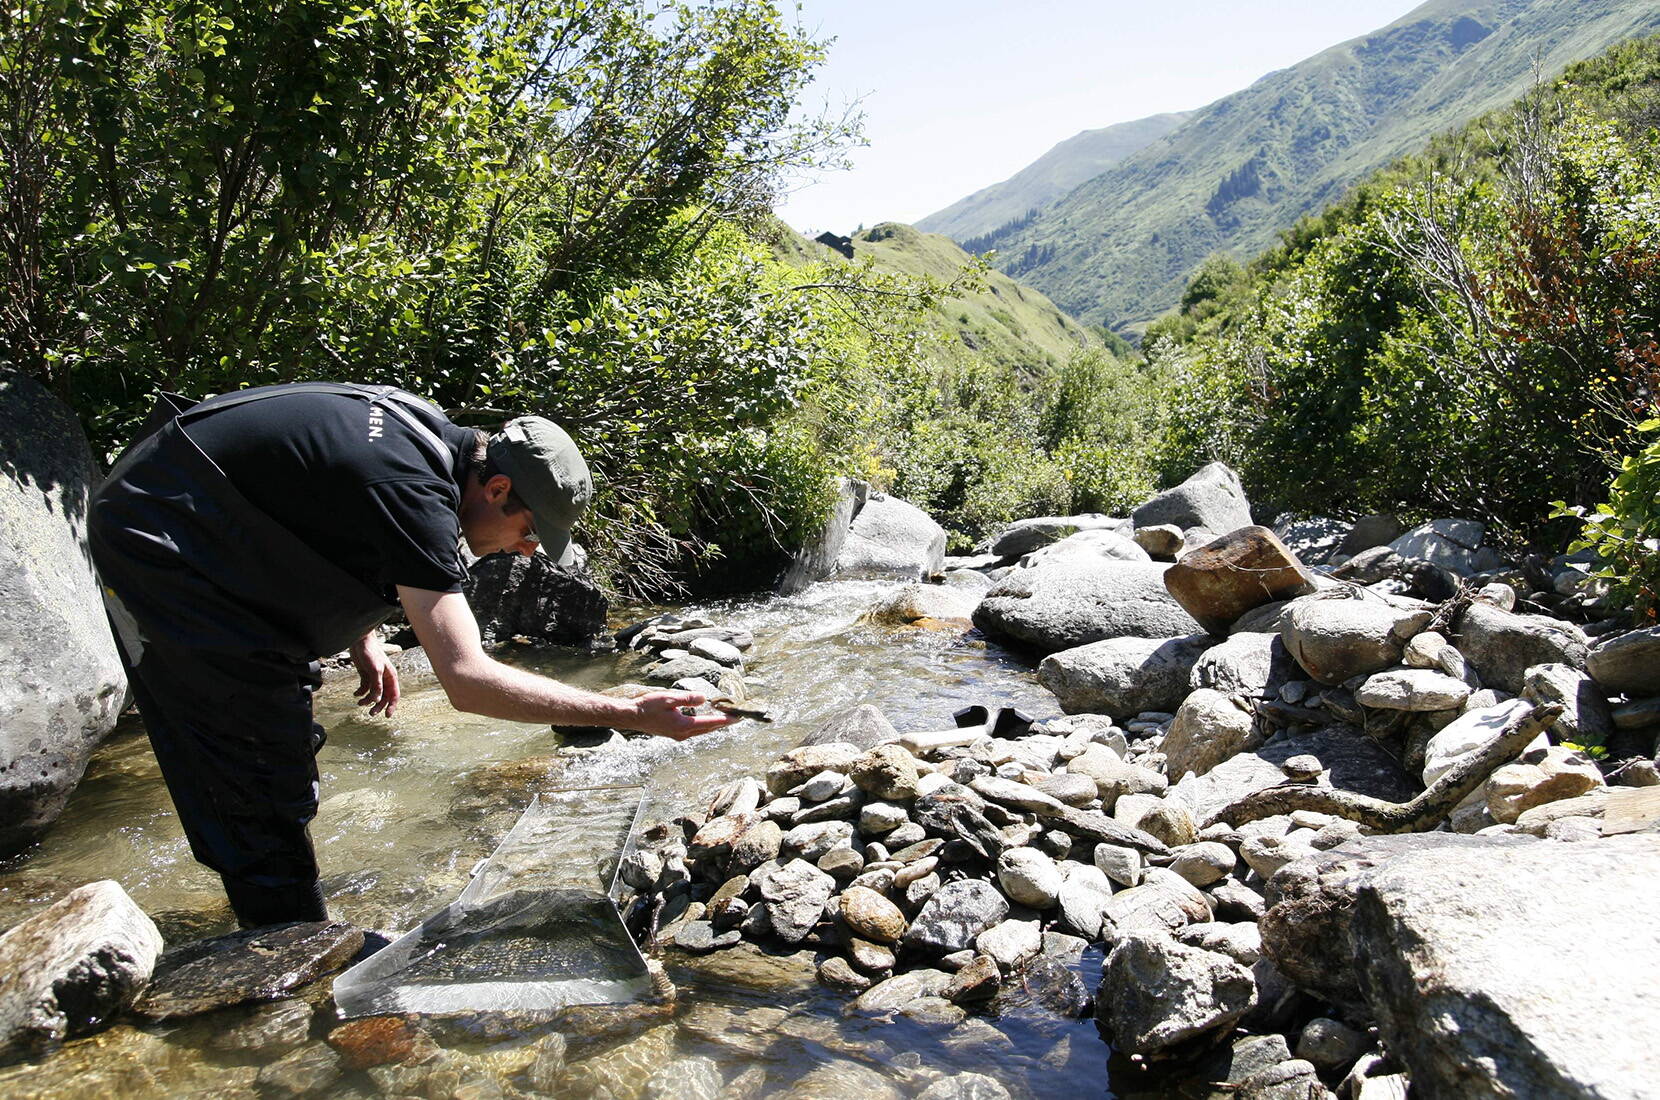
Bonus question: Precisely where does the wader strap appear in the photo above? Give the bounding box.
[177,382,454,470]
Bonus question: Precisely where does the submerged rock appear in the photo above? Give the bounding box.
[132,920,362,1020]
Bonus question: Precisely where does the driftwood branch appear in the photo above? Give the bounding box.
[1205,702,1563,833]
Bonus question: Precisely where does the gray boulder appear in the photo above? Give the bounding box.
[1162,689,1261,781]
[796,704,901,750]
[1190,631,1298,698]
[1333,514,1406,561]
[1586,627,1660,697]
[1281,595,1430,685]
[1522,663,1615,748]
[758,859,836,945]
[1132,462,1253,542]
[1272,515,1351,567]
[832,493,946,581]
[1325,833,1660,1099]
[1258,833,1526,1017]
[1387,518,1485,575]
[1,373,127,855]
[0,880,163,1060]
[780,479,861,593]
[1455,602,1588,694]
[986,514,1127,558]
[1019,527,1149,569]
[464,552,607,646]
[903,880,1010,956]
[1038,634,1216,716]
[973,561,1201,654]
[1096,930,1257,1056]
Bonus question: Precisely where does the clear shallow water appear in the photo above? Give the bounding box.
[0,579,1111,1099]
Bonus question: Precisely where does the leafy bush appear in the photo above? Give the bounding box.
[1555,418,1660,626]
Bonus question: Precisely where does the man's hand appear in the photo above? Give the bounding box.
[628,691,743,741]
[350,633,400,718]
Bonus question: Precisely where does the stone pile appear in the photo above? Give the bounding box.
[616,613,755,703]
[632,462,1660,1098]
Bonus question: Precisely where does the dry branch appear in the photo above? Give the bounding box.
[1204,702,1563,833]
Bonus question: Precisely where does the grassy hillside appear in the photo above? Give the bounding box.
[988,0,1660,335]
[914,111,1193,244]
[772,221,1097,375]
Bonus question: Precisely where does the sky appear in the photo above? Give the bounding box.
[776,0,1429,236]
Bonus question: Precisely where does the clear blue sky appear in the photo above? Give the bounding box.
[777,0,1428,236]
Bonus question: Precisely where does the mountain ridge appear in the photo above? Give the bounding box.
[914,111,1193,244]
[956,0,1660,333]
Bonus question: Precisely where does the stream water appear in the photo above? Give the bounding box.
[0,579,1123,1099]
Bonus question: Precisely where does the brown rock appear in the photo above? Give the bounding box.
[850,744,922,801]
[327,1016,430,1071]
[840,886,907,943]
[1165,526,1318,636]
[942,954,1001,1003]
[847,936,896,975]
[818,956,873,992]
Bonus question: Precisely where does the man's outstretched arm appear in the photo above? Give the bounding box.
[397,585,739,740]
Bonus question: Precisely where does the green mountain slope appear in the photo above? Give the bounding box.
[773,221,1097,375]
[988,0,1660,334]
[914,111,1193,245]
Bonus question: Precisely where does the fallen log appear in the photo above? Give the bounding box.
[1203,702,1563,833]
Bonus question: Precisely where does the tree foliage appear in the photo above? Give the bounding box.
[1149,40,1660,555]
[2,0,893,593]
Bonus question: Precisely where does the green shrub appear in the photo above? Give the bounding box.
[1555,418,1660,626]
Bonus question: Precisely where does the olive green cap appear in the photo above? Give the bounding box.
[486,417,592,566]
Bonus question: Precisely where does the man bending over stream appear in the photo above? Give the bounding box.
[88,382,738,929]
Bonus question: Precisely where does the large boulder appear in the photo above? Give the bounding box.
[779,477,861,593]
[1272,515,1351,567]
[1132,463,1252,544]
[464,552,608,647]
[984,514,1127,559]
[1189,631,1299,698]
[1281,595,1431,685]
[973,561,1201,654]
[1018,528,1149,569]
[1278,833,1660,1099]
[1259,834,1523,1017]
[0,880,163,1060]
[1038,634,1216,716]
[1163,526,1318,636]
[1455,602,1588,694]
[1585,627,1660,697]
[1386,518,1485,575]
[1522,663,1615,748]
[1,373,127,856]
[832,494,946,581]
